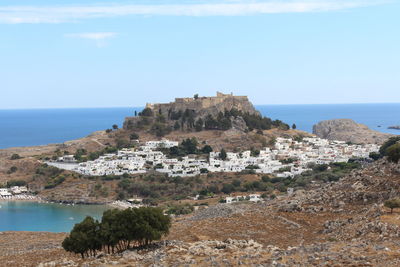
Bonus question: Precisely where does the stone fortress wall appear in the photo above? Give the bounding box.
[123,92,260,129]
[146,92,258,118]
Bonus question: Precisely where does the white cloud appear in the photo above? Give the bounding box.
[0,1,391,24]
[65,32,117,40]
[65,32,117,47]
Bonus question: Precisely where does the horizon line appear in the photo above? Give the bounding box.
[1,102,400,110]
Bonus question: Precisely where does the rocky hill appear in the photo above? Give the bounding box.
[124,92,259,129]
[122,92,291,135]
[313,119,393,144]
[149,92,260,119]
[5,158,400,266]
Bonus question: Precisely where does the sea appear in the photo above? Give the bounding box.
[0,104,399,149]
[0,201,109,232]
[0,103,399,232]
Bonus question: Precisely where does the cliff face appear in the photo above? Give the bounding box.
[313,119,393,144]
[123,92,260,129]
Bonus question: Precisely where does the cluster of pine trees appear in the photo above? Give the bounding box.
[62,207,171,258]
[132,107,290,136]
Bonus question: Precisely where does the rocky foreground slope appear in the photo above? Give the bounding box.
[2,159,400,267]
[313,119,393,144]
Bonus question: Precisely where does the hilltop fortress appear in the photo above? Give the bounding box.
[145,92,259,118]
[123,92,260,130]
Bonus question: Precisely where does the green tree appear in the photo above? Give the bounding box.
[6,180,26,187]
[150,123,171,137]
[312,164,328,172]
[220,149,227,160]
[379,136,400,156]
[194,94,199,99]
[250,147,260,157]
[99,209,122,254]
[174,121,180,131]
[63,207,171,256]
[7,166,17,174]
[195,118,204,131]
[204,115,218,130]
[384,198,400,213]
[130,133,139,140]
[232,179,241,187]
[261,175,270,183]
[292,123,297,129]
[140,108,154,117]
[74,149,87,162]
[201,145,213,154]
[116,138,131,149]
[134,207,171,246]
[10,154,21,160]
[112,124,119,130]
[62,216,101,258]
[221,183,235,194]
[181,138,198,154]
[387,143,400,163]
[369,152,381,161]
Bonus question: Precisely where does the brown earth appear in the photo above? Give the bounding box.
[0,232,68,267]
[2,159,400,266]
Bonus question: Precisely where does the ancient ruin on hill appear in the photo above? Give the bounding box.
[144,92,260,119]
[123,92,262,131]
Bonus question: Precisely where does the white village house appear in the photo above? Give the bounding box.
[48,137,379,179]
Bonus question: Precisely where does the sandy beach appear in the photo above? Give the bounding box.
[0,194,42,202]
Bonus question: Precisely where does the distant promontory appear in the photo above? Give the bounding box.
[388,125,400,130]
[313,119,393,144]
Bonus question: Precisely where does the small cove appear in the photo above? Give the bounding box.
[0,201,109,232]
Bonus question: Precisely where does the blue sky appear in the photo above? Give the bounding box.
[0,0,399,109]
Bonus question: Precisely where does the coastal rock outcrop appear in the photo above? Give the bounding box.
[313,119,393,144]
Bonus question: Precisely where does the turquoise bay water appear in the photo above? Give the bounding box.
[0,201,108,232]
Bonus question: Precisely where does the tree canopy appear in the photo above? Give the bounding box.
[384,198,400,213]
[62,207,171,258]
[379,136,400,156]
[387,143,400,163]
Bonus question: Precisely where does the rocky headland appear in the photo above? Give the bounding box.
[313,119,393,144]
[123,92,260,130]
[388,125,400,130]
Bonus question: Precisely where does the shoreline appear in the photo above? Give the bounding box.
[0,195,138,210]
[0,194,42,202]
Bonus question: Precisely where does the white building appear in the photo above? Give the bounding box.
[50,137,379,179]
